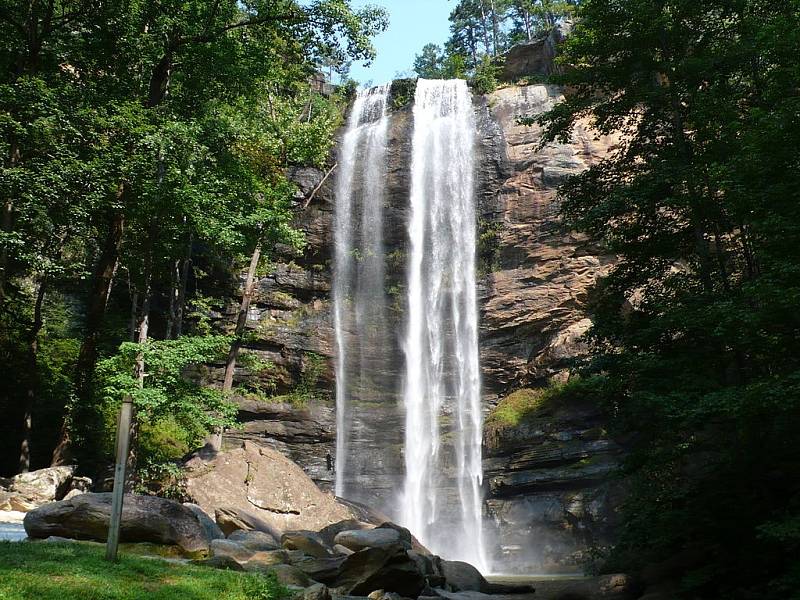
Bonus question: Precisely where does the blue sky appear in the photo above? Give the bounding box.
[347,0,454,85]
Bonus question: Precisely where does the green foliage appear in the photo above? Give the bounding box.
[537,0,800,596]
[470,55,503,94]
[487,376,603,429]
[477,218,503,274]
[389,79,418,110]
[0,541,289,600]
[95,336,236,467]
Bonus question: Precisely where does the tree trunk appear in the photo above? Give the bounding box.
[222,242,262,393]
[19,278,47,473]
[0,140,20,306]
[128,290,139,342]
[52,197,125,466]
[209,242,261,453]
[174,235,192,338]
[165,258,179,340]
[477,0,493,55]
[489,0,501,55]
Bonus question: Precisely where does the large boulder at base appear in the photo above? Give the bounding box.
[438,561,488,593]
[318,519,372,547]
[331,544,426,597]
[288,554,347,583]
[215,507,281,539]
[183,503,225,541]
[282,530,333,557]
[228,529,279,550]
[243,550,291,571]
[23,493,211,555]
[209,539,255,562]
[334,527,403,552]
[185,442,357,535]
[268,564,312,587]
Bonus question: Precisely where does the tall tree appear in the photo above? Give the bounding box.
[537,0,800,596]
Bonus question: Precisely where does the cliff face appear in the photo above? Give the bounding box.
[220,82,621,573]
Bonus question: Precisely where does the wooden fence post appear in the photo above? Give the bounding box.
[105,395,133,561]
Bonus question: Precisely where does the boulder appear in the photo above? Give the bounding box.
[303,583,332,600]
[228,529,279,550]
[334,528,402,552]
[8,466,76,504]
[268,564,312,587]
[192,554,245,571]
[500,21,572,81]
[24,493,211,555]
[333,544,354,556]
[215,506,281,539]
[282,530,333,558]
[185,441,357,536]
[184,503,225,541]
[209,539,255,562]
[331,545,426,597]
[288,554,347,583]
[438,561,488,593]
[318,519,371,547]
[243,549,290,570]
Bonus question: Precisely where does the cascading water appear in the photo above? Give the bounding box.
[400,79,488,572]
[333,85,391,498]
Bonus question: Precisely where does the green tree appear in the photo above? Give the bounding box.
[537,0,800,596]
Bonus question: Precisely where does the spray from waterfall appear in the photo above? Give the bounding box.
[400,79,488,572]
[333,85,391,498]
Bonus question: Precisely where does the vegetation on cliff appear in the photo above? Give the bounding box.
[536,0,800,597]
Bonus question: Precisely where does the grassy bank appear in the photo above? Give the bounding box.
[0,542,288,600]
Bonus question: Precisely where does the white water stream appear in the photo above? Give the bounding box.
[334,79,487,571]
[333,85,391,498]
[400,79,487,571]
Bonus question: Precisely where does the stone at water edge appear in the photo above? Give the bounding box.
[330,544,426,597]
[23,492,211,555]
[437,560,488,593]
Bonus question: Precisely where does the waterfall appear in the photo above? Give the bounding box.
[333,85,391,498]
[400,79,487,571]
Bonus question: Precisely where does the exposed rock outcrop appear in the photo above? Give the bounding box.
[500,21,573,82]
[184,441,358,535]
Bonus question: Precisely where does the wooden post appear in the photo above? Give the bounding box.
[105,395,133,562]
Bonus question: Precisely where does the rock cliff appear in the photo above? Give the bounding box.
[217,81,620,573]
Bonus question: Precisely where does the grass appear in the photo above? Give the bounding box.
[0,541,289,600]
[487,387,552,429]
[486,376,606,431]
